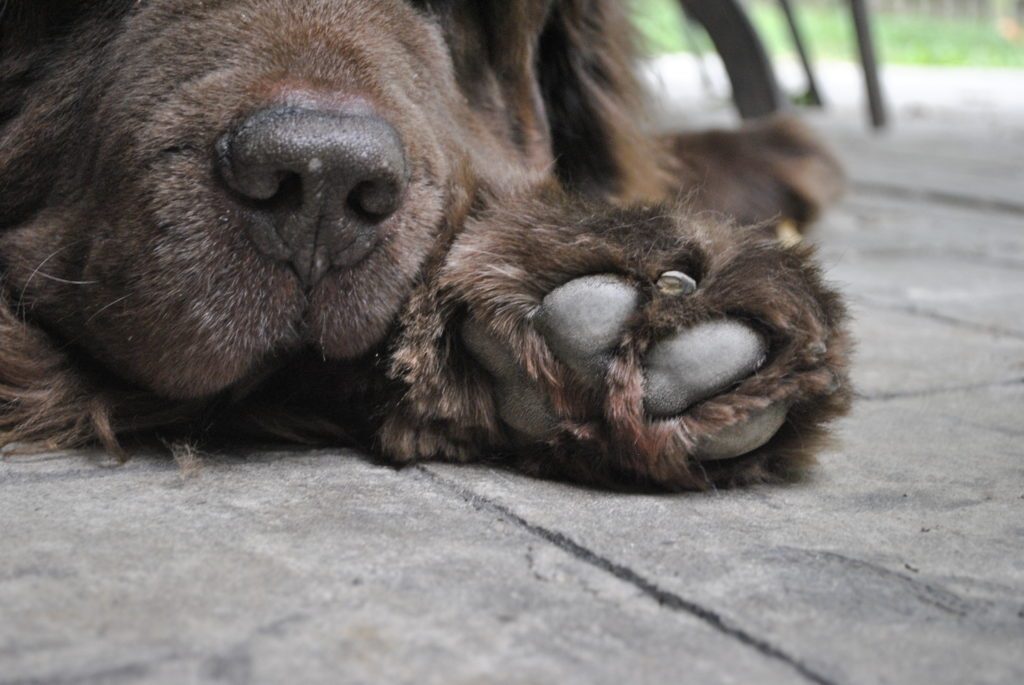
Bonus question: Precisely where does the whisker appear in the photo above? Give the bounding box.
[36,273,99,286]
[19,245,71,308]
[15,238,94,321]
[84,294,132,325]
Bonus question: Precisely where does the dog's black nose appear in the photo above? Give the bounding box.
[217,106,408,286]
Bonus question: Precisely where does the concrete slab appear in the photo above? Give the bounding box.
[1,452,805,685]
[844,305,1024,398]
[828,134,1024,215]
[424,386,1024,685]
[827,253,1024,338]
[815,195,1024,266]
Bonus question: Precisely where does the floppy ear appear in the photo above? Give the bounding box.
[0,0,101,230]
[536,0,669,202]
[0,282,217,455]
[0,286,123,453]
[0,0,90,43]
[0,0,91,93]
[0,1,127,453]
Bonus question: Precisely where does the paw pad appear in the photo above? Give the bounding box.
[462,319,558,440]
[465,271,786,460]
[534,275,639,384]
[695,403,789,462]
[643,321,767,418]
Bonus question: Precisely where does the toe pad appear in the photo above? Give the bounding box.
[534,275,639,384]
[462,318,558,440]
[695,403,788,461]
[644,321,767,418]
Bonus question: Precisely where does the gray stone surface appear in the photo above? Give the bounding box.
[849,305,1024,398]
[4,79,1024,684]
[425,386,1024,685]
[0,452,803,685]
[818,194,1024,264]
[827,253,1024,338]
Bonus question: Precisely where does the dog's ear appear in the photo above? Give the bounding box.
[0,1,104,230]
[0,284,197,455]
[0,288,116,454]
[0,0,92,62]
[424,1,556,169]
[0,1,118,453]
[537,0,669,201]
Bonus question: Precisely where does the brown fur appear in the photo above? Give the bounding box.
[0,0,850,489]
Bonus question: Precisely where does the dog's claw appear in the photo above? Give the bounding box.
[656,270,697,296]
[534,275,639,384]
[643,321,767,418]
[695,403,788,461]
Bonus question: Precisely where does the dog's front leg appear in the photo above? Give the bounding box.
[380,179,852,490]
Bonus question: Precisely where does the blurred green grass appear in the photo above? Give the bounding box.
[631,0,1024,67]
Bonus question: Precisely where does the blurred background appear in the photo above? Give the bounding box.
[636,0,1024,68]
[630,0,1024,131]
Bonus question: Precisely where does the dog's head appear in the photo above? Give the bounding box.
[0,0,646,404]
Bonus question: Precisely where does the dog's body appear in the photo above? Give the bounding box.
[0,0,851,489]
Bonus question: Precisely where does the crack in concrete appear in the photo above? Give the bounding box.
[767,548,1003,621]
[851,181,1024,217]
[822,246,1024,273]
[201,613,309,685]
[935,412,1024,439]
[853,297,1024,342]
[414,466,836,685]
[0,654,182,685]
[857,377,1024,402]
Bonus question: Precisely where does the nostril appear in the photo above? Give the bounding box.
[348,179,402,220]
[247,171,304,215]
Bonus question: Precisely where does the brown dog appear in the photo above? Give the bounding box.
[0,0,851,489]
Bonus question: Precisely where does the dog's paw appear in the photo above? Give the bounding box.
[384,185,851,490]
[463,272,788,463]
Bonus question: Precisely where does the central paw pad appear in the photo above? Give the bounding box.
[464,273,789,461]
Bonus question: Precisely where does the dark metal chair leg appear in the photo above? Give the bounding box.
[778,0,824,107]
[850,0,888,128]
[678,13,716,94]
[678,0,784,120]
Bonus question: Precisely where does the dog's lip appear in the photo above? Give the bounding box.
[287,230,393,309]
[297,237,379,293]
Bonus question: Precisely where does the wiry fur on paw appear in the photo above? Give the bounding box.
[382,180,852,491]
